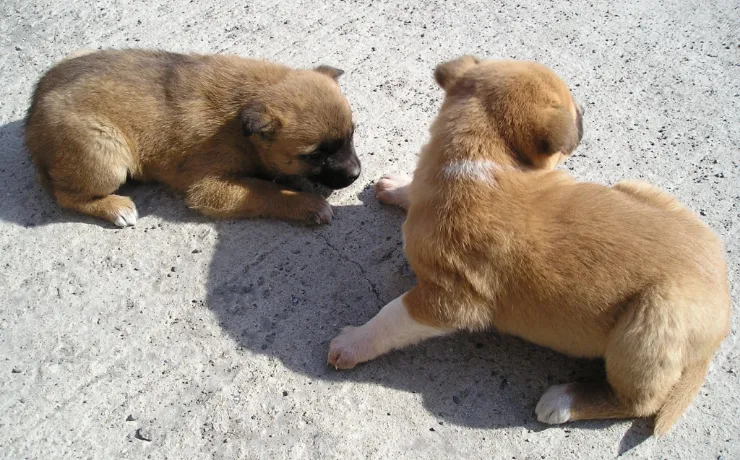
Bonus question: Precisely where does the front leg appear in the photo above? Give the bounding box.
[375,174,412,211]
[328,290,455,369]
[185,176,333,224]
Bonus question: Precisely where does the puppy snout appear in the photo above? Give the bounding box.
[313,160,361,189]
[334,145,361,187]
[347,161,361,183]
[329,162,360,188]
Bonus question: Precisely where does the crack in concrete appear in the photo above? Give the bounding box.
[318,233,384,306]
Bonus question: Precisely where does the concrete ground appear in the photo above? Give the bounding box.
[1,0,738,458]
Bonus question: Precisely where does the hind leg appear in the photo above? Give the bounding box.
[55,192,138,227]
[537,292,684,429]
[43,122,138,226]
[613,179,687,214]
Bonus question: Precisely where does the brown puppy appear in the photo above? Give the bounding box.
[25,49,360,226]
[328,56,730,435]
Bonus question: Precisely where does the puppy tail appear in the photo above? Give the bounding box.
[653,359,709,435]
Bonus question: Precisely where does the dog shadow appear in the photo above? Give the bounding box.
[1,118,634,434]
[0,120,59,228]
[205,184,620,431]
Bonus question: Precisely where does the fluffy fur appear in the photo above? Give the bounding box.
[329,56,730,435]
[25,49,360,226]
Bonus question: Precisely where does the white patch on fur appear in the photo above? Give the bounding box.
[328,293,453,369]
[536,384,573,424]
[442,160,499,184]
[113,205,138,227]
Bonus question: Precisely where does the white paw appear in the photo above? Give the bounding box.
[113,204,138,227]
[327,326,373,370]
[536,384,573,425]
[375,174,411,208]
[375,174,411,195]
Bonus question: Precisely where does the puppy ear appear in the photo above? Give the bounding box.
[534,106,580,156]
[240,101,278,139]
[314,65,345,80]
[434,55,480,90]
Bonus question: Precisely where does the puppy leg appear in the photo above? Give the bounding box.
[56,192,138,227]
[185,176,333,224]
[613,179,688,214]
[375,175,412,211]
[328,289,455,369]
[537,292,688,432]
[537,361,708,435]
[42,125,137,227]
[536,381,635,425]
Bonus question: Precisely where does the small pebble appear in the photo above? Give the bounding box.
[282,390,288,397]
[452,395,461,404]
[135,428,152,442]
[126,414,136,422]
[11,367,21,374]
[191,249,201,254]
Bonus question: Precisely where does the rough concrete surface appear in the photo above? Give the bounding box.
[0,0,738,458]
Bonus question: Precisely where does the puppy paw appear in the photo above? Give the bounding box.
[299,194,333,225]
[536,384,573,425]
[375,175,411,210]
[105,196,138,227]
[328,326,372,370]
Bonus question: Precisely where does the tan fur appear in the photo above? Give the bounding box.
[329,56,730,435]
[25,49,359,226]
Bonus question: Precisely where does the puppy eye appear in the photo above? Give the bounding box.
[301,149,325,160]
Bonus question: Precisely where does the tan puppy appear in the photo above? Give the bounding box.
[25,49,360,226]
[328,56,730,435]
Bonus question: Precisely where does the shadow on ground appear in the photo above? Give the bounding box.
[0,119,645,438]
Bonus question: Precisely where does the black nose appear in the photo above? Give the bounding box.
[313,164,361,189]
[347,164,361,183]
[330,164,360,189]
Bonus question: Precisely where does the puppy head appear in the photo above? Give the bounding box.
[434,56,584,170]
[241,65,360,189]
